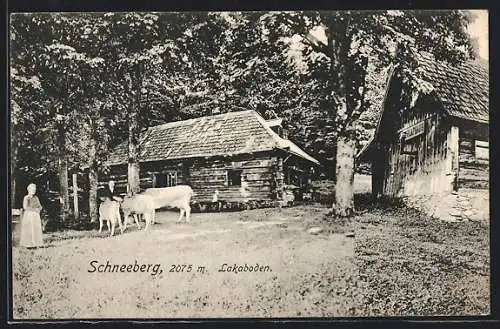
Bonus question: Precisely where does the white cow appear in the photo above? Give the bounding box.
[143,185,194,223]
[98,200,123,236]
[121,193,156,231]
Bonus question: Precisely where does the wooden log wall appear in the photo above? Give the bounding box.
[371,149,385,198]
[457,122,489,189]
[381,97,453,197]
[275,156,284,200]
[188,155,280,202]
[101,153,282,202]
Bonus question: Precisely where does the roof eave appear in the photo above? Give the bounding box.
[280,147,321,166]
[103,148,276,167]
[448,114,489,125]
[105,146,322,168]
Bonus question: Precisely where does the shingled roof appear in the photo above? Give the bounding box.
[357,53,489,162]
[105,110,320,166]
[416,52,489,123]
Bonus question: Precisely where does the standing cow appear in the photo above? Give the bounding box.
[143,185,194,223]
[121,185,194,231]
[98,199,124,236]
[121,193,156,231]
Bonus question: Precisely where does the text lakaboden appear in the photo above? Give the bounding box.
[217,263,272,274]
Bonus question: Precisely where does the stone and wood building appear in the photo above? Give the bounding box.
[102,110,320,208]
[358,52,489,221]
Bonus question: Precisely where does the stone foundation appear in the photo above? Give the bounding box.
[403,188,489,222]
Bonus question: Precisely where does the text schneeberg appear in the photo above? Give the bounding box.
[88,260,163,276]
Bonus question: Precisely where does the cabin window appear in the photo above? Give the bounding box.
[155,171,177,187]
[475,140,489,161]
[227,169,242,186]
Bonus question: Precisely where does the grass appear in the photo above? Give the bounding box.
[353,205,490,316]
[11,198,489,318]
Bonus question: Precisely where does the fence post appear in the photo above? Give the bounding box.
[72,173,79,220]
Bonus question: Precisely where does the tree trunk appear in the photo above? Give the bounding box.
[11,128,18,208]
[88,123,98,223]
[128,90,141,195]
[127,68,142,195]
[325,24,355,217]
[58,121,70,222]
[332,134,356,217]
[88,167,98,223]
[58,156,70,222]
[128,116,140,195]
[12,176,17,208]
[72,173,79,220]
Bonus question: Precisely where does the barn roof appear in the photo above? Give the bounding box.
[357,53,489,162]
[416,52,489,123]
[105,110,320,166]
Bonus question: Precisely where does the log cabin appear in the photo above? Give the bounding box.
[358,52,489,221]
[101,110,320,207]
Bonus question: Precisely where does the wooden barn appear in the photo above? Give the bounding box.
[359,52,488,201]
[101,110,320,206]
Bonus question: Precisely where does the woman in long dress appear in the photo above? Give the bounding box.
[19,183,44,248]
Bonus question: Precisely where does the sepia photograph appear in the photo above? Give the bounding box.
[9,9,489,319]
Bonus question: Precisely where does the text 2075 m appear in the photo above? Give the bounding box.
[169,264,206,274]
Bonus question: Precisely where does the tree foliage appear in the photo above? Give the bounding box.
[260,10,475,215]
[10,10,478,219]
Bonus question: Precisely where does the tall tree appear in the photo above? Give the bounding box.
[10,14,52,208]
[70,13,123,222]
[11,14,86,221]
[97,13,186,195]
[262,10,476,216]
[11,13,113,222]
[10,67,43,207]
